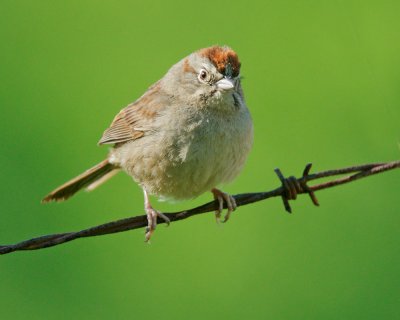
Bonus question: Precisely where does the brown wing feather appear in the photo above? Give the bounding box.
[98,82,162,145]
[98,108,145,145]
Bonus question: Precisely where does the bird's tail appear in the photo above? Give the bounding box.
[42,159,120,203]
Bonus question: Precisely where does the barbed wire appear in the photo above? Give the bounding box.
[1,160,399,255]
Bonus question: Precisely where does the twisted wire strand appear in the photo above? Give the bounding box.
[0,160,399,255]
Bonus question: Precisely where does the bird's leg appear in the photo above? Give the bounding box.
[211,188,237,223]
[143,189,170,242]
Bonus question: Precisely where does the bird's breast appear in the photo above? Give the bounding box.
[111,103,253,200]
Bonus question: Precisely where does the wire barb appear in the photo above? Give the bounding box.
[274,163,320,213]
[301,163,320,207]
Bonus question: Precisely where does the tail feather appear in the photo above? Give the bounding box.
[86,168,121,191]
[42,159,118,203]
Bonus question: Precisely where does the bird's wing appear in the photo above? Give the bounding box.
[98,82,163,145]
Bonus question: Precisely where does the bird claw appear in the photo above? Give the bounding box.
[211,188,237,223]
[145,207,170,242]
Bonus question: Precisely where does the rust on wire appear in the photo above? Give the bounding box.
[274,163,320,213]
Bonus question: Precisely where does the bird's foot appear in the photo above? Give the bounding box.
[145,206,170,242]
[143,189,170,242]
[211,188,237,223]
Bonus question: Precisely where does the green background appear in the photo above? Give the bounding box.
[1,1,399,319]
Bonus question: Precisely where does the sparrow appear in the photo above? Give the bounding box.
[42,45,254,241]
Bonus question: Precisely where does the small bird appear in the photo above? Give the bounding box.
[42,46,254,241]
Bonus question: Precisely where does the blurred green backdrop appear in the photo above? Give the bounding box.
[0,1,399,319]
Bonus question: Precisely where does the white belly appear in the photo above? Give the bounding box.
[110,105,253,200]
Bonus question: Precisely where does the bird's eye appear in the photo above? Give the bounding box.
[198,69,210,83]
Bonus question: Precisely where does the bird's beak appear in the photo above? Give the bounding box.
[216,78,235,91]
